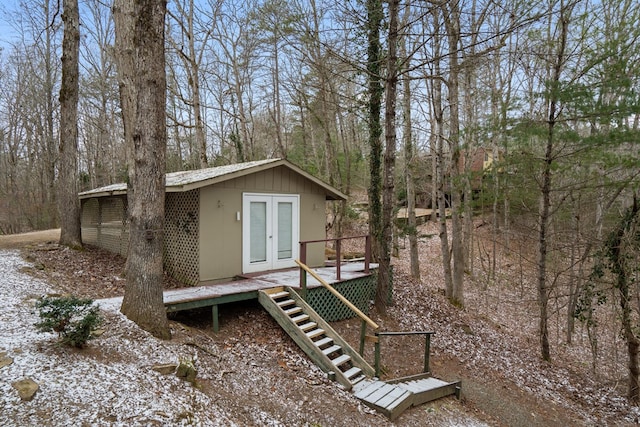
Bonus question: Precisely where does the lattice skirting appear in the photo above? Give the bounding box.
[163,191,200,286]
[305,271,392,322]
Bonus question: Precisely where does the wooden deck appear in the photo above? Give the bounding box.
[164,262,374,331]
[98,262,375,332]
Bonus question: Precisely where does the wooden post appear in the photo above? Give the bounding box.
[299,242,307,288]
[299,242,308,299]
[301,269,307,300]
[374,332,381,378]
[424,333,431,373]
[212,304,219,333]
[97,199,103,246]
[364,235,371,273]
[359,319,367,356]
[335,238,341,281]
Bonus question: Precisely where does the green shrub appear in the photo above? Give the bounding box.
[34,296,103,348]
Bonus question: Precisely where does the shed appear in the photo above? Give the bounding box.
[79,159,347,286]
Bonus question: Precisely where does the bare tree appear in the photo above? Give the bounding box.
[79,0,123,188]
[401,0,419,280]
[536,0,572,362]
[4,0,62,231]
[114,0,171,340]
[57,0,82,248]
[366,0,383,266]
[375,0,400,313]
[167,0,216,168]
[209,0,259,162]
[428,7,454,299]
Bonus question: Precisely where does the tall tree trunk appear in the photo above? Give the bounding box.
[430,131,438,223]
[400,2,420,279]
[58,0,82,249]
[376,0,400,313]
[308,0,341,190]
[566,195,580,344]
[430,8,453,297]
[537,2,570,361]
[114,0,171,340]
[186,0,209,168]
[443,1,464,306]
[490,60,500,282]
[272,39,286,158]
[167,0,210,168]
[606,198,640,403]
[366,0,383,263]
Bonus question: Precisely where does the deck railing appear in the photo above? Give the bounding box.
[373,331,434,378]
[298,234,371,291]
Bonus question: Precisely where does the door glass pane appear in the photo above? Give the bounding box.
[277,202,292,259]
[250,201,267,263]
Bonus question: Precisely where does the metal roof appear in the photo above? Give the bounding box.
[79,158,347,201]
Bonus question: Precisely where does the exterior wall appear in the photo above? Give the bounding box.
[81,193,200,285]
[80,165,336,285]
[199,186,242,282]
[81,198,99,245]
[164,191,200,285]
[80,196,129,256]
[199,165,329,283]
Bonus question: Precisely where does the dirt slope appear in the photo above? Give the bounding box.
[0,229,60,249]
[3,227,638,425]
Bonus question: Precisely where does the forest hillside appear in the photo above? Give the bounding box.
[1,221,637,426]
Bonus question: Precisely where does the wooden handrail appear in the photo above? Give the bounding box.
[298,234,371,287]
[300,234,370,244]
[295,259,379,331]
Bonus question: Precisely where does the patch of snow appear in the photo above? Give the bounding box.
[0,250,235,426]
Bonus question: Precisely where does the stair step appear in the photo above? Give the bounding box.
[306,328,325,339]
[276,299,296,307]
[291,314,310,324]
[331,354,351,367]
[283,306,303,316]
[343,366,363,380]
[269,291,290,299]
[321,345,342,356]
[299,322,317,332]
[351,375,367,386]
[314,337,333,348]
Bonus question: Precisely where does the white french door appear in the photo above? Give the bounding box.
[242,193,299,273]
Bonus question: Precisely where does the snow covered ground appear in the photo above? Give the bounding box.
[0,249,235,426]
[5,220,637,426]
[0,248,485,426]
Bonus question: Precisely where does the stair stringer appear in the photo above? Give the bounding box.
[258,287,375,390]
[285,286,375,378]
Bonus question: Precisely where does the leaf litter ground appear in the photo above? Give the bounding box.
[0,222,638,426]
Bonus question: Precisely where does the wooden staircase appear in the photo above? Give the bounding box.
[259,286,460,420]
[258,287,375,390]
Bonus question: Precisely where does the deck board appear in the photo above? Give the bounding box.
[96,262,374,331]
[247,262,377,289]
[162,279,275,305]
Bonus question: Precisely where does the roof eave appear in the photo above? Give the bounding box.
[78,159,347,201]
[168,159,347,201]
[79,190,127,200]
